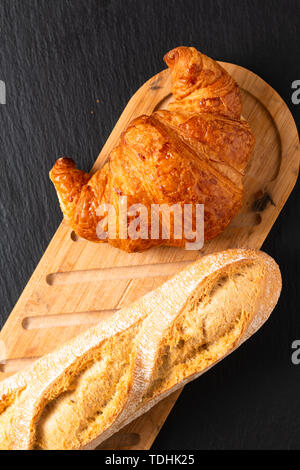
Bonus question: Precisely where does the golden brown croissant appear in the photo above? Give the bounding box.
[50,47,254,252]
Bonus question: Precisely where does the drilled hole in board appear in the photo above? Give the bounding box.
[70,231,79,241]
[254,213,262,225]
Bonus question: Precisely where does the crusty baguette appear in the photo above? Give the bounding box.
[0,249,281,450]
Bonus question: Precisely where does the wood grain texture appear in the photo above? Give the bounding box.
[0,61,299,449]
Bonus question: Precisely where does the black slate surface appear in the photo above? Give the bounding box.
[0,0,300,450]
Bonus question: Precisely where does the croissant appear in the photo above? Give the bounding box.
[50,47,254,252]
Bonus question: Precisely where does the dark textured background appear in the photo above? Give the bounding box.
[0,0,300,450]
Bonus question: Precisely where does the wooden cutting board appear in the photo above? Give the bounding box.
[0,62,299,450]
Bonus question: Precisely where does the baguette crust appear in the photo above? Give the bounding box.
[0,249,281,450]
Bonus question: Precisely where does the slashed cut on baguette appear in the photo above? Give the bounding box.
[0,249,281,450]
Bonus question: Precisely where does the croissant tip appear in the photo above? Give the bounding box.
[49,157,76,180]
[55,157,75,168]
[164,48,181,67]
[58,156,75,164]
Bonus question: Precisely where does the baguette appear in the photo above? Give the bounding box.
[0,249,281,450]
